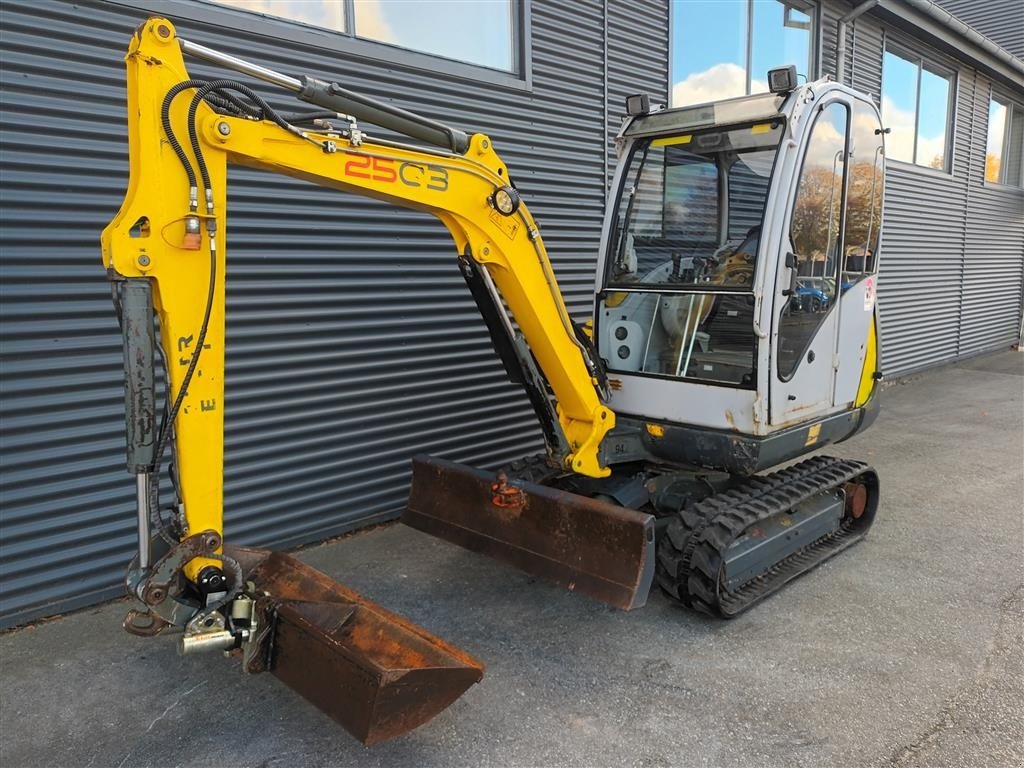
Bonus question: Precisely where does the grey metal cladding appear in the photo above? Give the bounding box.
[878,165,968,373]
[820,1,840,78]
[959,71,1024,355]
[849,15,885,99]
[606,0,669,184]
[933,0,1024,59]
[864,17,1023,376]
[0,0,607,626]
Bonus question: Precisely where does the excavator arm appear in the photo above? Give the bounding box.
[100,18,655,745]
[104,20,612,523]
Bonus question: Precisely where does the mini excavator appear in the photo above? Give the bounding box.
[103,19,885,744]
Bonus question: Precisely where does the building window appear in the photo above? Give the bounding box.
[671,0,814,107]
[985,96,1024,187]
[210,0,518,73]
[880,47,954,171]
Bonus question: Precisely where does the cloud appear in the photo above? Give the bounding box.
[212,0,399,43]
[351,0,398,45]
[672,63,767,107]
[214,0,346,33]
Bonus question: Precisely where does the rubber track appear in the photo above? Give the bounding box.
[657,455,877,618]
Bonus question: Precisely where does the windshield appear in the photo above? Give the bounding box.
[607,121,783,290]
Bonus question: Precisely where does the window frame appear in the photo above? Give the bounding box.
[984,88,1024,189]
[118,0,533,91]
[880,41,957,174]
[668,0,819,107]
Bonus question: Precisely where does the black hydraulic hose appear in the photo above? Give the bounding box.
[149,79,293,543]
[204,89,262,119]
[148,79,313,547]
[185,79,291,197]
[162,80,269,208]
[161,80,204,199]
[146,233,216,543]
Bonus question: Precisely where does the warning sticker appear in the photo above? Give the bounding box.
[864,276,877,311]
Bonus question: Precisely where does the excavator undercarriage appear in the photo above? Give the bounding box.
[411,451,878,619]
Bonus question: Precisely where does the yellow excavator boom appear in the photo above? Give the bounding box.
[102,19,615,573]
[101,18,652,744]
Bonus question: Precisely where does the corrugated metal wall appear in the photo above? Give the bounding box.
[823,1,1024,376]
[0,0,616,627]
[959,72,1024,355]
[1,0,1021,627]
[853,10,1021,375]
[606,0,668,184]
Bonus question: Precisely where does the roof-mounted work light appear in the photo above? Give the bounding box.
[767,65,798,94]
[625,93,651,116]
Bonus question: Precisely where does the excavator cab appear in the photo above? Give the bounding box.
[597,82,885,454]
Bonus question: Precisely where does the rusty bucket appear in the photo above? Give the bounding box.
[230,547,483,745]
[402,455,656,610]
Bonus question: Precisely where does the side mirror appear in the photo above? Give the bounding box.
[782,252,800,296]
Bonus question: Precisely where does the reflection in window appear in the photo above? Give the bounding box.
[671,0,813,107]
[881,48,953,170]
[213,0,346,32]
[211,0,516,72]
[841,101,884,285]
[986,97,1024,187]
[608,124,784,290]
[778,102,849,379]
[353,0,515,71]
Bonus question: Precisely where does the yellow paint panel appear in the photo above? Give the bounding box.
[604,291,628,307]
[855,316,879,407]
[804,423,822,446]
[645,423,665,438]
[651,134,692,147]
[751,123,773,135]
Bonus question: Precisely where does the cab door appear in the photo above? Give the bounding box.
[770,99,851,425]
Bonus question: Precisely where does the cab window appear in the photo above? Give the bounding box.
[841,100,884,286]
[777,101,849,380]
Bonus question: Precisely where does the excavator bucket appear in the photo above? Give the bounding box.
[229,547,483,745]
[402,455,656,610]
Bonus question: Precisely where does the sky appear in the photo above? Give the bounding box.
[671,0,810,106]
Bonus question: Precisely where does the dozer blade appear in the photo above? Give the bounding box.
[402,455,656,610]
[229,547,483,745]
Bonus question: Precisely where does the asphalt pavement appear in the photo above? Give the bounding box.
[1,350,1021,768]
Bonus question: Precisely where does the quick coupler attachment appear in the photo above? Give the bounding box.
[403,455,656,610]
